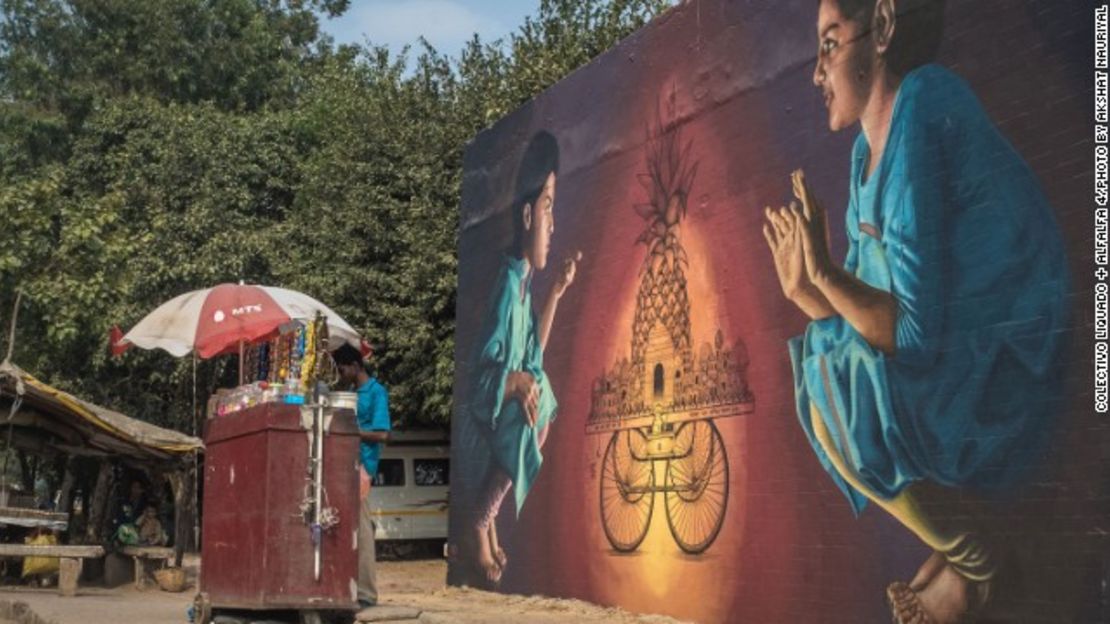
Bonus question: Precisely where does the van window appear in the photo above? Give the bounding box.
[414,459,449,486]
[373,459,405,487]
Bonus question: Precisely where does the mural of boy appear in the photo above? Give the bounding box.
[763,0,1069,623]
[460,130,581,585]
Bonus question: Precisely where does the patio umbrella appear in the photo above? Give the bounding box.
[109,284,363,568]
[112,283,362,360]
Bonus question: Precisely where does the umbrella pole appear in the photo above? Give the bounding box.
[238,279,246,387]
[193,354,200,559]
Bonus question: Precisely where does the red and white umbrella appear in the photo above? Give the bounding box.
[112,283,362,359]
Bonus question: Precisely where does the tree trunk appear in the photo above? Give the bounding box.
[84,460,113,544]
[57,457,76,514]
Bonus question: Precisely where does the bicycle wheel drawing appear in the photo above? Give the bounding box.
[664,420,729,554]
[600,428,655,552]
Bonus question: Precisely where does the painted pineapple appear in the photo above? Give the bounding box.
[629,101,700,409]
[587,96,753,423]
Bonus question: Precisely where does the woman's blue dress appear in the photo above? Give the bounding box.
[788,65,1070,514]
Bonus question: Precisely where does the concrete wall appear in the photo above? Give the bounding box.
[450,2,1104,622]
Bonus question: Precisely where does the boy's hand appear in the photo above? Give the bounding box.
[506,370,540,427]
[553,251,582,298]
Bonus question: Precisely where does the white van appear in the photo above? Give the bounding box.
[365,429,449,544]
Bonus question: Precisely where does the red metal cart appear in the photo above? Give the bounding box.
[193,402,360,624]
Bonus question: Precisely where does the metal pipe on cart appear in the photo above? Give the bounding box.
[312,389,325,581]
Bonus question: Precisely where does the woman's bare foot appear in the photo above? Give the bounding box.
[488,523,508,569]
[887,582,926,623]
[887,564,987,624]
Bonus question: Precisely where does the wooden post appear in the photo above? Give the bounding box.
[97,468,122,543]
[17,450,34,494]
[167,470,184,566]
[166,463,197,566]
[56,457,76,514]
[132,555,149,590]
[84,460,112,543]
[181,461,198,562]
[58,557,82,597]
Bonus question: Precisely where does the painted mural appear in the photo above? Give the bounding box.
[450,1,1104,623]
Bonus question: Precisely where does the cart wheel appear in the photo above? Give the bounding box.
[600,429,654,552]
[664,420,729,554]
[192,592,211,624]
[298,610,324,624]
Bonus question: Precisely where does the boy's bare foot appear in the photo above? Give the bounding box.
[488,523,508,569]
[464,524,501,584]
[887,564,987,624]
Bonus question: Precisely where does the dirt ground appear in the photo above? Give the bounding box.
[0,556,689,624]
[375,560,688,624]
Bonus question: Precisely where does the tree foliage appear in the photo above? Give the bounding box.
[0,0,670,429]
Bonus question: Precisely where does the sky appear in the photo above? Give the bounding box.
[318,0,542,58]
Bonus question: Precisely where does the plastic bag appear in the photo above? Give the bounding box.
[114,523,140,545]
[22,533,59,577]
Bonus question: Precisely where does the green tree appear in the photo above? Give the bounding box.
[0,0,671,430]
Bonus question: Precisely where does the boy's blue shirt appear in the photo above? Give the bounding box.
[356,377,390,478]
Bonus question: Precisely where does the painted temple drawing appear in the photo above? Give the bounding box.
[586,103,755,555]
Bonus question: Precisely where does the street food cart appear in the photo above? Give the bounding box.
[193,400,359,624]
[191,317,363,624]
[113,284,369,622]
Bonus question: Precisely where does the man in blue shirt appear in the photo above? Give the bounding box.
[334,343,390,609]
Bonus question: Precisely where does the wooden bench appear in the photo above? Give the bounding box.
[0,544,105,597]
[118,545,173,590]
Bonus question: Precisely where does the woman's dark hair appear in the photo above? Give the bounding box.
[511,130,560,253]
[827,0,946,77]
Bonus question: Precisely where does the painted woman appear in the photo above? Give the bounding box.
[762,0,1069,621]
